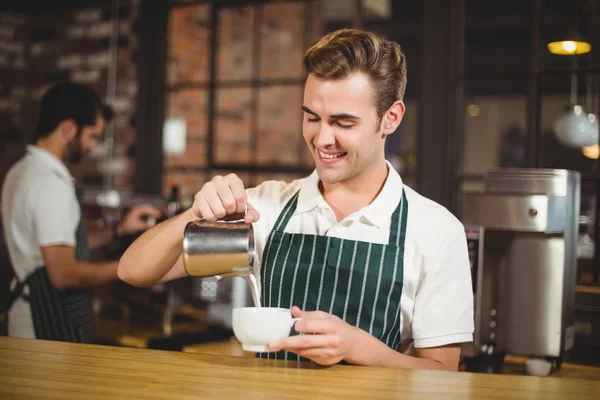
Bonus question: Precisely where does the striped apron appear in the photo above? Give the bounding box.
[5,192,95,343]
[258,188,408,361]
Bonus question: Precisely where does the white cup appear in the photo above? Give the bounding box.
[232,307,301,352]
[524,358,552,377]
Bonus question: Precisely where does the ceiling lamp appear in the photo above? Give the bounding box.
[547,6,591,56]
[547,40,591,55]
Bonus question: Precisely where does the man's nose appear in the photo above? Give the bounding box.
[313,123,336,148]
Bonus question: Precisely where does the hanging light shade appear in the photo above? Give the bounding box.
[547,39,591,55]
[546,9,591,56]
[553,105,598,148]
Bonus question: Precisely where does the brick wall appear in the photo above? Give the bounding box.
[164,1,321,198]
[1,1,322,201]
[0,11,30,185]
[0,1,140,192]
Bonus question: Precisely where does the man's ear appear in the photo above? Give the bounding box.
[58,119,77,141]
[380,100,406,137]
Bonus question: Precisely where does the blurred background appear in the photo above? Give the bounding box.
[0,0,599,373]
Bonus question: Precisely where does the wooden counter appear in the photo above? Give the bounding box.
[183,340,600,381]
[0,336,599,400]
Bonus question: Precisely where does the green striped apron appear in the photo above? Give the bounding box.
[258,188,408,361]
[25,192,94,343]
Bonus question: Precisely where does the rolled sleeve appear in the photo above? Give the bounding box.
[29,178,79,248]
[412,223,474,348]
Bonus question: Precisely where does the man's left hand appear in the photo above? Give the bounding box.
[117,204,162,236]
[268,306,360,365]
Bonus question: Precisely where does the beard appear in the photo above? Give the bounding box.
[65,130,87,164]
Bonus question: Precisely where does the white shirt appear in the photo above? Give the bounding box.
[247,161,474,349]
[1,145,80,339]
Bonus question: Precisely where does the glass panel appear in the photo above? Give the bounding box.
[164,89,209,168]
[364,2,420,187]
[259,2,305,80]
[214,88,253,164]
[217,7,254,82]
[163,172,205,199]
[539,76,598,171]
[256,85,303,166]
[465,0,529,79]
[462,93,527,176]
[539,1,597,71]
[390,100,418,188]
[461,0,530,184]
[321,0,356,34]
[168,4,210,85]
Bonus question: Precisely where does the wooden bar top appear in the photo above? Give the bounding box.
[0,336,599,399]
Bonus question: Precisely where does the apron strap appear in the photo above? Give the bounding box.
[74,190,91,261]
[0,278,28,313]
[271,190,301,232]
[260,190,301,302]
[387,189,407,247]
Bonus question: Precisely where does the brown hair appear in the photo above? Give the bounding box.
[303,28,407,118]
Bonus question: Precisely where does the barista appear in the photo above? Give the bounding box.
[1,82,160,342]
[119,29,474,370]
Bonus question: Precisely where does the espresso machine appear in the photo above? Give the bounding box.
[460,169,581,373]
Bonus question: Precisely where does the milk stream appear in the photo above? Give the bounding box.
[243,274,261,308]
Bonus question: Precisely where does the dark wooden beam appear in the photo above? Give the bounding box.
[417,0,465,214]
[134,0,169,195]
[206,0,219,168]
[525,0,543,169]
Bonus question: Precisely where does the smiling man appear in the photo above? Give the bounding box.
[118,28,474,370]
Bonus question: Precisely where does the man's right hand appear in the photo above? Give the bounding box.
[191,173,260,224]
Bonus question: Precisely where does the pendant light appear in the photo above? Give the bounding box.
[547,38,591,55]
[552,3,596,148]
[553,60,597,148]
[547,3,591,56]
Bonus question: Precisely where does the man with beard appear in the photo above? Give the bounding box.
[1,82,160,342]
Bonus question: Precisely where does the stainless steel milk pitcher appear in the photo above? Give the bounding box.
[182,216,255,278]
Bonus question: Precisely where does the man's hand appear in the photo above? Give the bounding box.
[117,204,162,236]
[267,306,462,370]
[191,174,259,224]
[267,306,360,365]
